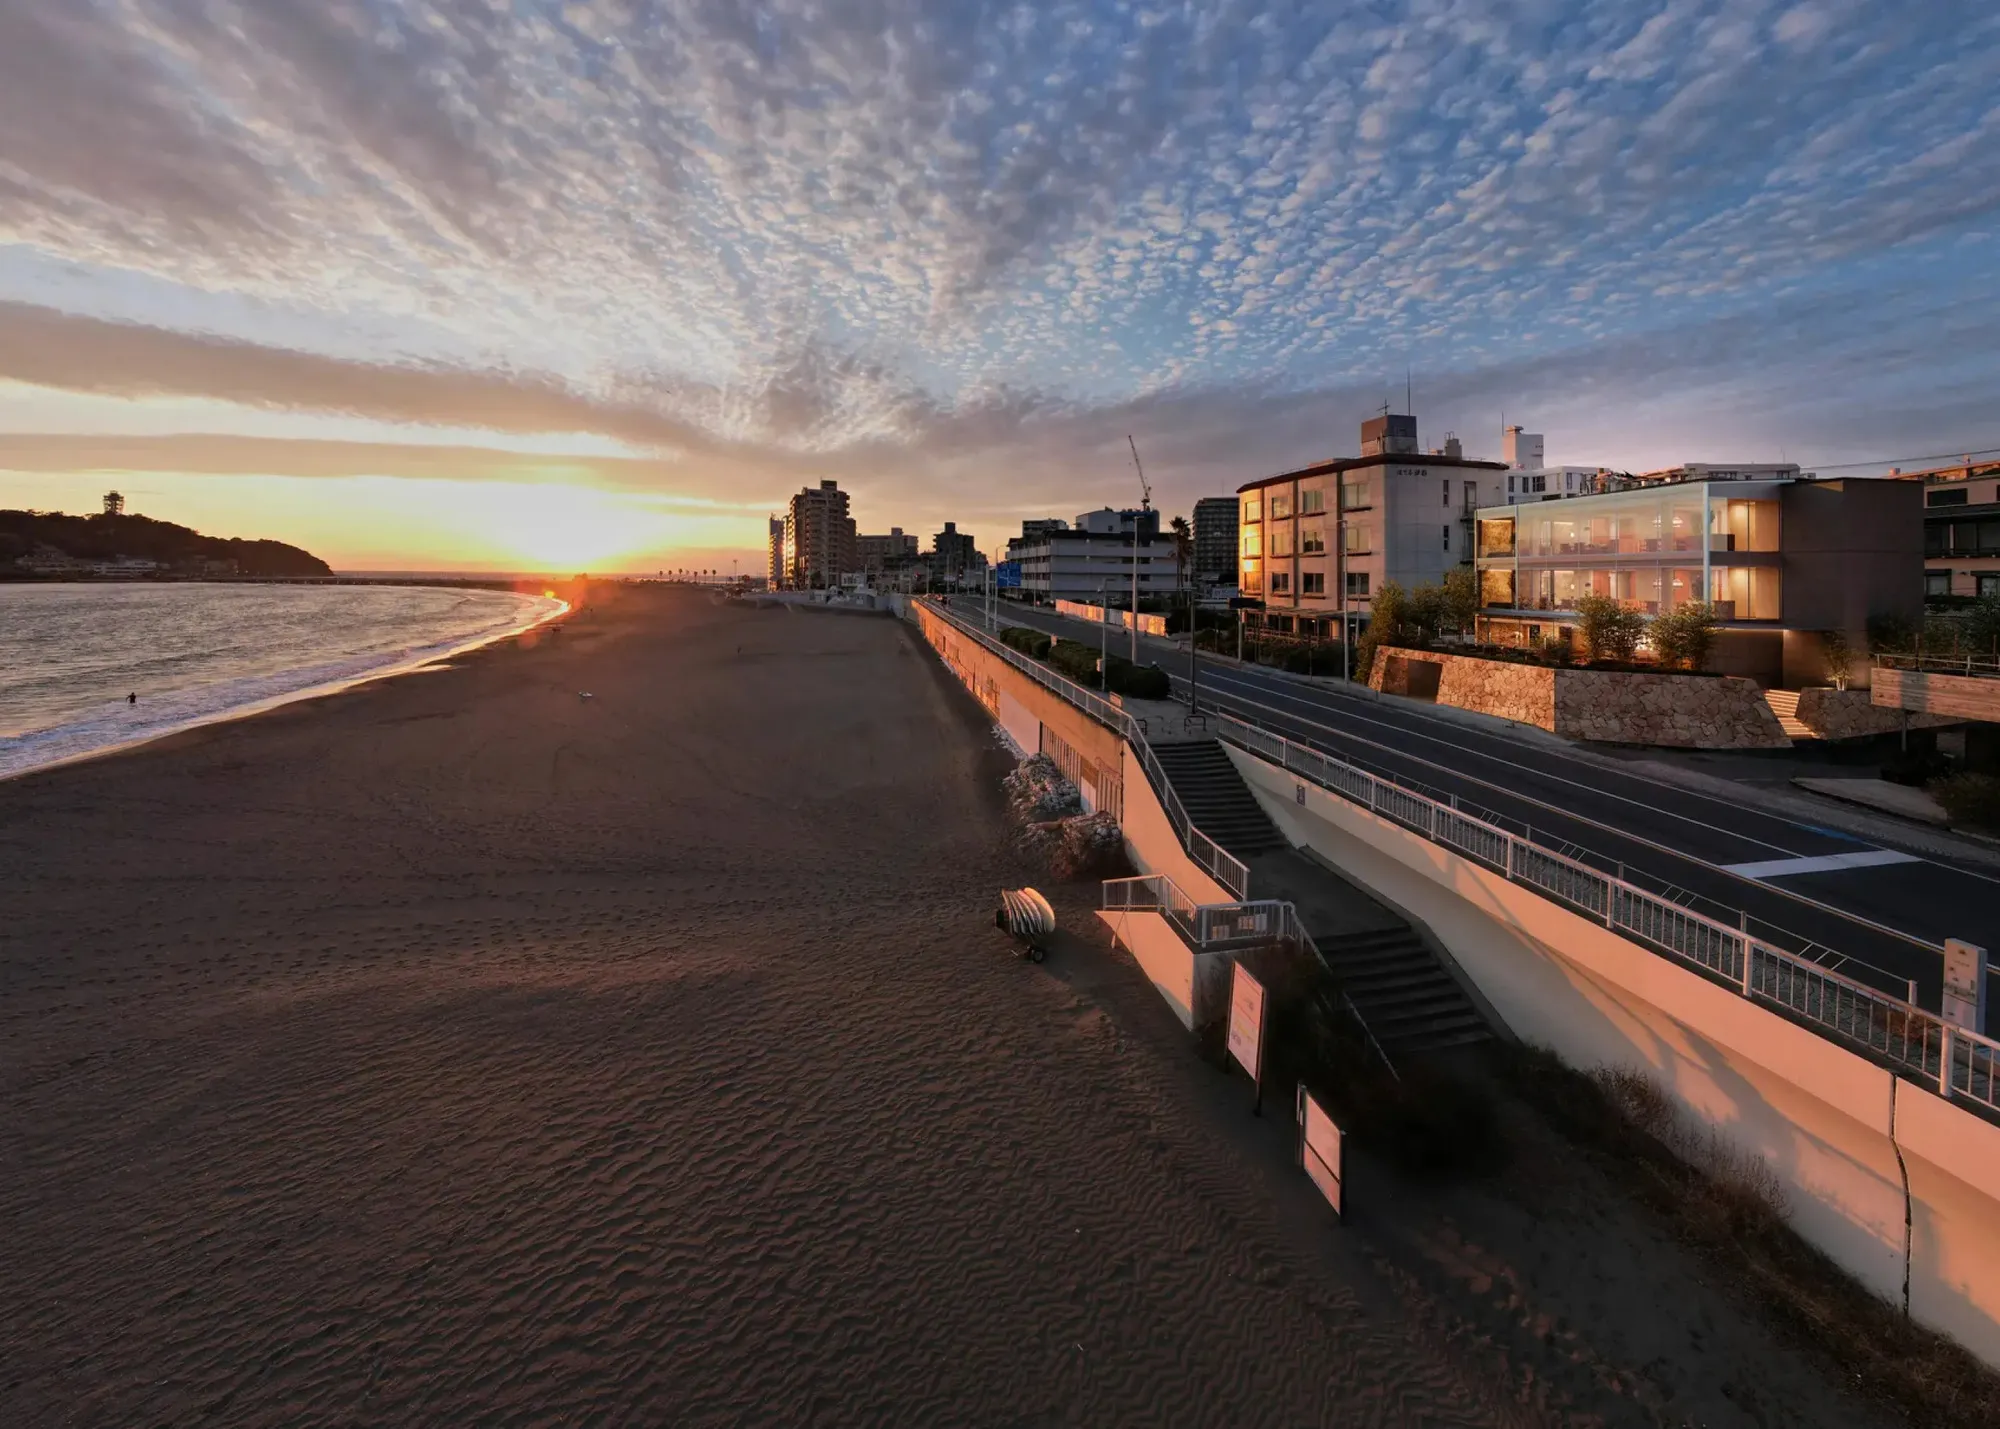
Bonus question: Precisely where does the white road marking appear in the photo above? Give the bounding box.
[1722,849,1922,880]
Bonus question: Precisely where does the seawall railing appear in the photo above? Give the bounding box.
[1209,708,1999,1114]
[1102,872,1394,1075]
[913,598,1249,897]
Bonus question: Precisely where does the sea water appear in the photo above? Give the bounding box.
[0,583,563,780]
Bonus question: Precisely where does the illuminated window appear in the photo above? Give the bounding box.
[1242,495,1261,524]
[1269,492,1292,520]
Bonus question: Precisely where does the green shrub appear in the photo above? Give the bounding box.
[1933,773,2000,831]
[1107,661,1171,699]
[1574,592,1645,662]
[1650,601,1717,670]
[1043,639,1103,687]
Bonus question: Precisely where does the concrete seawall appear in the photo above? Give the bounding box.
[1222,740,2000,1368]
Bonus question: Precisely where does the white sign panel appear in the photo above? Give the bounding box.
[1943,939,1988,1034]
[1300,1091,1343,1218]
[1226,961,1266,1082]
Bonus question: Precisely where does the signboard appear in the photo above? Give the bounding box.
[1297,1088,1343,1219]
[1226,961,1266,1083]
[995,560,1022,590]
[1943,939,1988,1034]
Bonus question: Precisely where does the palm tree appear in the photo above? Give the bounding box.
[1169,514,1194,635]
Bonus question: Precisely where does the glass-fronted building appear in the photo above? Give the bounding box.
[1475,477,1922,686]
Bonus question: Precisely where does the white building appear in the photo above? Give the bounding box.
[1006,507,1180,603]
[1238,414,1510,638]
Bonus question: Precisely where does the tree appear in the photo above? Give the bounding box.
[1406,581,1447,646]
[1968,597,2000,662]
[1818,628,1854,690]
[1573,592,1645,663]
[1168,514,1194,629]
[1650,601,1717,671]
[1355,580,1409,680]
[1441,566,1479,641]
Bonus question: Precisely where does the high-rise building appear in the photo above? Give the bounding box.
[783,480,858,588]
[767,516,786,588]
[1192,497,1238,589]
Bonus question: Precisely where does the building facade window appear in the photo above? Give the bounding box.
[1270,571,1291,593]
[1927,571,1951,596]
[1344,523,1370,552]
[1300,522,1325,554]
[1981,574,2000,598]
[1240,527,1261,559]
[1269,523,1295,558]
[1242,495,1261,524]
[1930,488,1970,507]
[1299,488,1325,514]
[1342,480,1369,509]
[1442,524,1451,550]
[1345,571,1370,597]
[1302,571,1325,595]
[1268,491,1293,520]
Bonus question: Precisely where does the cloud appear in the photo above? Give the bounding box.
[0,0,1997,545]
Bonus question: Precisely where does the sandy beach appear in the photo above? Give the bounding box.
[0,585,1901,1426]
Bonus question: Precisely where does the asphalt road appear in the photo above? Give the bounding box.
[948,597,2000,1015]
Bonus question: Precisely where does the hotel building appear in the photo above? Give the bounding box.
[1473,475,1922,686]
[1236,414,1509,639]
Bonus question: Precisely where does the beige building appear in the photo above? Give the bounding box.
[782,480,858,589]
[1237,414,1508,639]
[767,516,786,589]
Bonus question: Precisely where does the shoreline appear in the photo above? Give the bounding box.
[0,588,569,785]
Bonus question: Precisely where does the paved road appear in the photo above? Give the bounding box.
[951,598,2000,1014]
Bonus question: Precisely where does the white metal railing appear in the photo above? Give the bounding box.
[1204,708,2000,1115]
[917,599,1250,897]
[1102,874,1394,1074]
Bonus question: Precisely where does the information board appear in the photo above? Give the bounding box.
[1944,939,1989,1034]
[1299,1090,1343,1218]
[1226,961,1265,1083]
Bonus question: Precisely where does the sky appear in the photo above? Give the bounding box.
[2,0,1998,572]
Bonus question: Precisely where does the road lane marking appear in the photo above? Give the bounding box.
[1722,850,1923,880]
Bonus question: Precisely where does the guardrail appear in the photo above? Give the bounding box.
[916,599,1249,897]
[1103,873,1394,1075]
[1205,708,2000,1114]
[1875,651,2000,678]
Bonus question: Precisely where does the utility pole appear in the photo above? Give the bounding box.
[1128,435,1150,668]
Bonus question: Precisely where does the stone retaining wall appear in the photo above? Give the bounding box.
[1797,687,1955,740]
[1369,646,1790,749]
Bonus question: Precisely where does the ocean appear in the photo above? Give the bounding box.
[0,583,564,780]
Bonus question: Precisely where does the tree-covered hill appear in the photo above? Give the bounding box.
[0,509,332,577]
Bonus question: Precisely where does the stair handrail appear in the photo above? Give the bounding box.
[1102,874,1396,1077]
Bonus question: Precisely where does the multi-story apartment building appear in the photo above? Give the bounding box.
[856,527,920,577]
[1473,475,1920,686]
[1192,496,1238,592]
[1006,507,1179,603]
[1907,460,2000,598]
[782,480,858,588]
[931,521,979,585]
[1236,415,1509,639]
[767,516,786,588]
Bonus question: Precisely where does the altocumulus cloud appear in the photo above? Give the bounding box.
[2,0,1999,517]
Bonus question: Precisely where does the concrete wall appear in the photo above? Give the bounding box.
[1119,743,1235,905]
[1220,740,2000,1368]
[1093,909,1234,1032]
[1781,478,1924,659]
[913,604,1125,779]
[1368,646,1790,748]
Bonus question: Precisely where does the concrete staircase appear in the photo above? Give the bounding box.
[1148,740,1290,859]
[1314,926,1492,1055]
[1763,689,1813,740]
